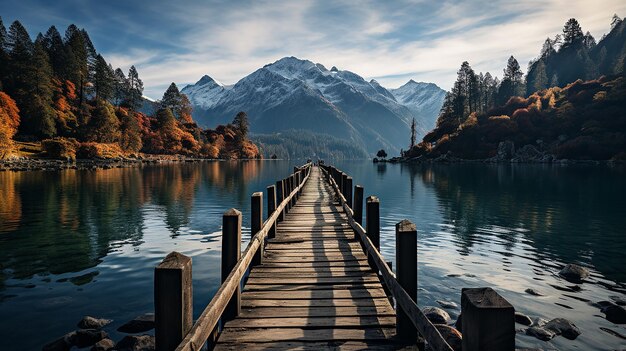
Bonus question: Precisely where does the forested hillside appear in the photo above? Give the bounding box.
[253,130,369,159]
[0,18,259,160]
[406,16,626,161]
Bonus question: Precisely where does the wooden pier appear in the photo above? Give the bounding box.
[153,163,516,351]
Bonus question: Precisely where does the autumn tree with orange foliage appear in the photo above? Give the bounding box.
[0,92,20,158]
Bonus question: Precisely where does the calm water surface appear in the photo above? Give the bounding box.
[0,160,625,350]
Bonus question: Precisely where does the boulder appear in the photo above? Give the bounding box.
[495,140,515,161]
[113,335,155,351]
[435,324,462,351]
[558,264,589,283]
[42,334,73,351]
[515,312,532,326]
[601,304,626,324]
[91,338,115,351]
[74,329,109,348]
[117,314,155,333]
[526,326,555,341]
[544,318,581,340]
[78,316,113,329]
[423,306,451,324]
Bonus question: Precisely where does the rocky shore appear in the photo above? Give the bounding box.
[0,155,219,172]
[374,141,625,166]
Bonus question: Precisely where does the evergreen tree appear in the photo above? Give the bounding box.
[127,65,143,110]
[583,31,596,49]
[89,100,120,143]
[64,24,88,104]
[93,54,114,100]
[20,41,56,137]
[161,82,193,122]
[562,18,584,48]
[119,110,142,153]
[42,26,66,76]
[113,68,128,107]
[0,17,8,89]
[529,59,549,93]
[540,37,557,59]
[0,17,7,53]
[233,111,249,141]
[499,56,524,102]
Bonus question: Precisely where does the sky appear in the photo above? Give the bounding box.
[3,0,626,99]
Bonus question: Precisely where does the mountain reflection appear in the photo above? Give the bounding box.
[402,163,626,283]
[0,161,264,287]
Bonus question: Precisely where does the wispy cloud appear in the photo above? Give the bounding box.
[4,0,625,98]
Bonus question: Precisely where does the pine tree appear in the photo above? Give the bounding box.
[89,100,120,143]
[113,68,128,107]
[233,111,249,141]
[42,26,66,77]
[540,37,556,59]
[21,41,56,138]
[502,56,524,97]
[0,17,7,53]
[0,17,8,89]
[562,18,584,48]
[583,31,596,49]
[409,117,416,148]
[64,24,88,104]
[127,65,143,110]
[529,59,549,93]
[93,54,114,100]
[161,82,193,122]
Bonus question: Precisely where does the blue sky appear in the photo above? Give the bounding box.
[3,0,625,99]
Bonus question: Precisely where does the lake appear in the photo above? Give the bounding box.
[0,160,625,350]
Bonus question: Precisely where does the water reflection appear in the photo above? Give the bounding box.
[401,163,626,283]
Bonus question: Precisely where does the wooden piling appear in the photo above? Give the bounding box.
[461,287,515,351]
[155,252,192,351]
[222,209,242,321]
[251,192,263,266]
[396,219,417,341]
[353,185,364,225]
[267,185,276,239]
[366,196,380,268]
[275,180,284,221]
[344,176,353,208]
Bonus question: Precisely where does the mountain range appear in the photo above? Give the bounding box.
[181,57,445,155]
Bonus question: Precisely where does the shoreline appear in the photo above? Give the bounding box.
[0,155,271,172]
[375,155,625,166]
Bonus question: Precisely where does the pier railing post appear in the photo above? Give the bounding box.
[155,252,192,351]
[366,196,380,267]
[354,185,364,225]
[340,172,346,196]
[462,287,515,351]
[284,177,291,212]
[222,209,242,321]
[289,175,296,207]
[275,180,284,221]
[344,176,353,208]
[251,192,263,266]
[396,219,417,341]
[267,185,276,239]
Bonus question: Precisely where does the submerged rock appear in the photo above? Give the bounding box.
[114,335,155,351]
[610,295,626,306]
[117,314,155,333]
[559,264,589,283]
[91,338,115,351]
[435,324,462,351]
[525,288,544,296]
[515,312,533,326]
[601,304,626,324]
[544,318,581,340]
[78,316,113,329]
[423,306,451,324]
[526,326,555,341]
[73,329,109,348]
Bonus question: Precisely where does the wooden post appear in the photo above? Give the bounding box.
[290,175,296,207]
[354,185,364,225]
[275,180,284,221]
[396,219,417,341]
[339,172,346,195]
[462,287,515,351]
[344,176,353,208]
[222,209,241,321]
[155,252,192,351]
[284,177,291,212]
[251,192,263,266]
[366,196,380,268]
[267,185,276,239]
